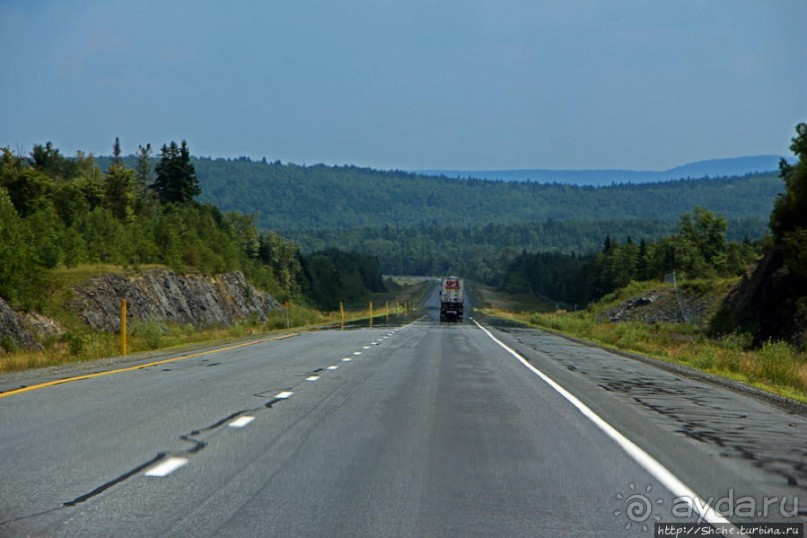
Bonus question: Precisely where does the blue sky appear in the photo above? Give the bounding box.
[1,1,805,170]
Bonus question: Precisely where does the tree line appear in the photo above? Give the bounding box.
[0,141,385,311]
[192,159,781,231]
[500,208,761,308]
[289,217,767,284]
[98,155,782,232]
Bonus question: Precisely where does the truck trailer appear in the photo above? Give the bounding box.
[439,277,464,322]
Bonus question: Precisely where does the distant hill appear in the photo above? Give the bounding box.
[96,156,784,233]
[419,155,790,186]
[93,154,783,279]
[186,159,783,232]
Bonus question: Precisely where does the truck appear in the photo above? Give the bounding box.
[439,277,464,322]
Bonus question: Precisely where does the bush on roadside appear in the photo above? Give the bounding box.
[131,320,164,350]
[754,340,803,389]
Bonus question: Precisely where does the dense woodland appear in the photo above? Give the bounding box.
[96,153,776,288]
[501,208,761,308]
[0,142,385,311]
[288,217,767,282]
[198,162,780,230]
[98,156,781,231]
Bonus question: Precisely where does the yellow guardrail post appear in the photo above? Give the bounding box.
[121,298,127,356]
[340,302,345,331]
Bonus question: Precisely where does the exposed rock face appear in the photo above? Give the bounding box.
[599,288,715,325]
[68,269,281,332]
[20,312,65,340]
[711,249,807,347]
[0,298,40,351]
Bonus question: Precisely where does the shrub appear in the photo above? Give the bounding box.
[63,332,85,356]
[131,320,164,350]
[757,340,802,389]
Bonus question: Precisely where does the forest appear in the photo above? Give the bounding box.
[0,141,385,312]
[500,208,761,308]
[91,152,779,294]
[98,156,782,232]
[288,217,767,282]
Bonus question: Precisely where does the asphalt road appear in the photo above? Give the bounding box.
[1,286,805,537]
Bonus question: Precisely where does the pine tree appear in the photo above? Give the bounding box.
[112,137,122,167]
[105,138,135,221]
[135,143,153,189]
[152,140,200,204]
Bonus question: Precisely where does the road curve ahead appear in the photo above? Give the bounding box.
[1,297,805,536]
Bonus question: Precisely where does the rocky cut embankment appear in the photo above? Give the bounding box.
[597,286,720,325]
[0,269,282,352]
[67,269,281,332]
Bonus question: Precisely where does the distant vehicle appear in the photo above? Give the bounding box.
[439,277,464,322]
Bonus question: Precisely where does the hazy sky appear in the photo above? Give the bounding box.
[2,1,805,170]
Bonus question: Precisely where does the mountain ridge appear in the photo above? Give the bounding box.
[418,154,789,185]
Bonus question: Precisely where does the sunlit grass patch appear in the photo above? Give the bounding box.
[489,302,807,404]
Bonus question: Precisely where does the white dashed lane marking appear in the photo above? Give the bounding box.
[145,457,188,477]
[306,376,320,381]
[229,416,255,428]
[327,365,339,370]
[275,391,293,399]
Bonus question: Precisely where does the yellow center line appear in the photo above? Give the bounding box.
[0,332,300,399]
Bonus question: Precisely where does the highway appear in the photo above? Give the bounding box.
[1,284,805,537]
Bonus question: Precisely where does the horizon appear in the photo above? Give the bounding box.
[87,149,789,175]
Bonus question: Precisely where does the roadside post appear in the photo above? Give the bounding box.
[120,299,127,356]
[340,302,345,331]
[369,302,373,328]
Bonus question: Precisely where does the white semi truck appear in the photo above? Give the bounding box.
[439,277,464,322]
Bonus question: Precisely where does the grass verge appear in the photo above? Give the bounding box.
[1,270,425,374]
[481,306,807,405]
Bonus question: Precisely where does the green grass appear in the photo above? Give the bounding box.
[482,281,807,405]
[0,265,426,373]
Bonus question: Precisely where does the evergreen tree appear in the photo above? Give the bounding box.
[771,123,807,280]
[112,137,122,167]
[104,165,136,222]
[152,140,200,204]
[135,143,153,189]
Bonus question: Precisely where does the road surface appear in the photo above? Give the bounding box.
[1,286,805,536]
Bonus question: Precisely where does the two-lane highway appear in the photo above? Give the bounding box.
[1,294,805,536]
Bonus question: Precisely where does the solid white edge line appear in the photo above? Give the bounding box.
[472,319,735,528]
[144,457,188,477]
[229,416,255,428]
[275,391,293,399]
